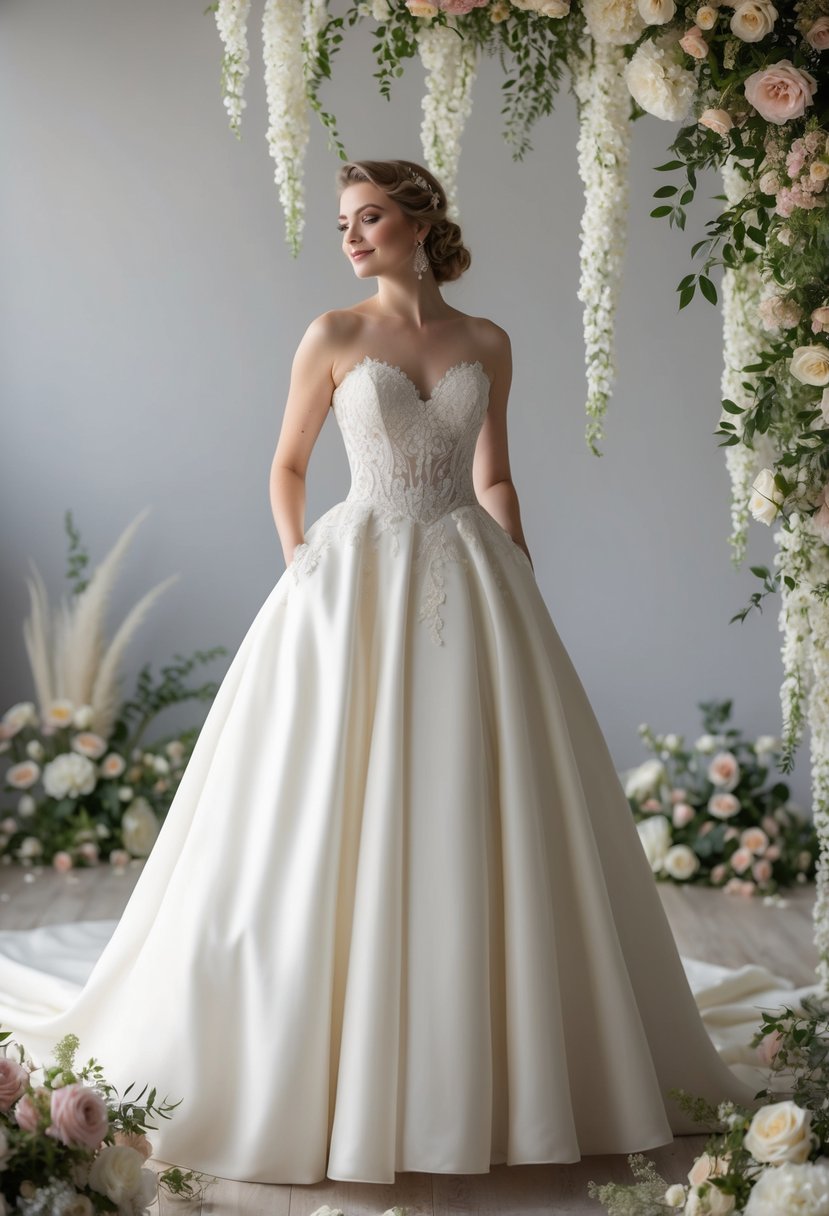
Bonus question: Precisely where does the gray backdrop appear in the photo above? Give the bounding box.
[0,0,809,810]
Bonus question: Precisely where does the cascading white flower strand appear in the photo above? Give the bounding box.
[719,156,779,567]
[416,15,479,221]
[214,0,252,137]
[773,511,829,992]
[570,35,631,457]
[262,0,312,256]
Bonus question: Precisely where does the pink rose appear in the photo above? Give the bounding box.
[724,876,755,896]
[680,24,709,58]
[699,107,734,135]
[670,788,688,804]
[744,60,818,126]
[741,827,770,854]
[52,851,73,874]
[710,863,728,884]
[673,803,695,829]
[757,1028,783,1065]
[731,846,753,874]
[642,797,663,812]
[766,844,781,861]
[753,858,773,883]
[709,792,740,819]
[114,1128,154,1160]
[699,820,716,836]
[806,15,829,51]
[45,1083,109,1151]
[14,1089,46,1132]
[0,1058,30,1111]
[708,751,740,790]
[812,306,829,335]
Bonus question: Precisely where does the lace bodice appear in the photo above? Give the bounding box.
[287,356,534,644]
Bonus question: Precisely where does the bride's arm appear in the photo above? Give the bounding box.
[269,313,338,567]
[472,323,533,570]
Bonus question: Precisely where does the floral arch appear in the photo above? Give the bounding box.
[211,0,829,990]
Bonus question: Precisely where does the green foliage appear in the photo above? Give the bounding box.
[587,1153,669,1215]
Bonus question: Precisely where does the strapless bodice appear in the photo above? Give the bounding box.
[331,356,491,525]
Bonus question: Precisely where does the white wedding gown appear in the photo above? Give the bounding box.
[0,356,812,1185]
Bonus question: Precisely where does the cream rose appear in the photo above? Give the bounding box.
[700,108,733,134]
[663,844,700,880]
[637,815,672,871]
[71,732,107,760]
[740,827,769,854]
[406,0,439,15]
[730,0,777,42]
[121,798,160,857]
[806,16,829,51]
[1,702,38,737]
[696,4,717,28]
[88,1145,158,1209]
[43,699,75,728]
[624,758,666,800]
[744,60,817,125]
[791,344,829,386]
[743,1100,814,1164]
[749,468,785,525]
[5,761,40,790]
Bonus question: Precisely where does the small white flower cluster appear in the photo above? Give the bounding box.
[262,0,312,257]
[571,39,632,455]
[214,0,252,136]
[416,17,478,221]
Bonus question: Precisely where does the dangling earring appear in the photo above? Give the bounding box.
[413,239,429,281]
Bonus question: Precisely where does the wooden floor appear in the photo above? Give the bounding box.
[0,862,819,1215]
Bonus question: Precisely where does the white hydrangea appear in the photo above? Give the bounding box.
[583,0,647,43]
[744,1159,829,1216]
[624,34,699,121]
[42,752,97,800]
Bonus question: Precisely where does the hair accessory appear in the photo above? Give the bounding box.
[407,167,441,210]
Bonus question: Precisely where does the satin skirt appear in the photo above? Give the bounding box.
[0,507,786,1184]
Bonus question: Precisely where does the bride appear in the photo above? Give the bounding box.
[0,157,783,1187]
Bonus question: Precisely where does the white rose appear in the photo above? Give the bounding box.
[17,794,36,818]
[624,35,698,121]
[583,0,647,43]
[685,1184,735,1214]
[637,0,675,23]
[1,702,38,736]
[72,704,95,729]
[695,734,717,753]
[88,1145,158,1209]
[42,752,97,799]
[744,1159,829,1216]
[663,844,700,880]
[624,758,666,800]
[696,4,718,28]
[749,468,785,524]
[665,1183,686,1207]
[637,815,672,871]
[25,739,45,762]
[744,1101,814,1164]
[730,0,778,42]
[791,344,829,386]
[755,735,779,755]
[121,798,160,857]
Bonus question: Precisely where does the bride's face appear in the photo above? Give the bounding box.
[338,182,422,279]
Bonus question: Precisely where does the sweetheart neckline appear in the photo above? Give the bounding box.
[332,356,489,404]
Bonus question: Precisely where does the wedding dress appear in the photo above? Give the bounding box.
[0,355,807,1185]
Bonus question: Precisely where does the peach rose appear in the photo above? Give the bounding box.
[806,15,829,50]
[45,1083,110,1151]
[740,827,769,854]
[710,863,728,883]
[5,761,40,791]
[406,0,439,14]
[699,107,734,134]
[744,60,817,125]
[724,876,755,896]
[688,1151,729,1188]
[730,846,753,874]
[753,858,773,883]
[71,732,107,761]
[52,851,73,874]
[680,24,708,57]
[0,1058,30,1111]
[756,1028,783,1066]
[114,1129,154,1160]
[708,751,740,790]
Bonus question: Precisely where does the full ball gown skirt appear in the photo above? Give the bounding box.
[0,356,763,1185]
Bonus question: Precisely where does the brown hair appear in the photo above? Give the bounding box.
[335,159,471,285]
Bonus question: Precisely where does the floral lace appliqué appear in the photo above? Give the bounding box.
[287,358,533,644]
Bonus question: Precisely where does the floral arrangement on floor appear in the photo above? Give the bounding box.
[588,992,829,1215]
[624,698,818,897]
[0,510,226,871]
[0,1026,208,1214]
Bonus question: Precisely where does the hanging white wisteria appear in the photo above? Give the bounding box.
[416,15,479,221]
[213,0,253,137]
[262,0,312,256]
[570,34,631,457]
